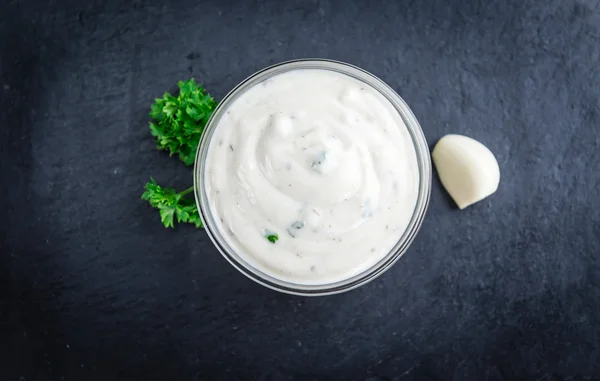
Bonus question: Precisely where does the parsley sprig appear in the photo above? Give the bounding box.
[141,178,202,228]
[149,79,216,166]
[143,78,215,228]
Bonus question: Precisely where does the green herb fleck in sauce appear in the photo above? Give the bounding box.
[311,151,328,173]
[287,220,305,238]
[265,232,279,243]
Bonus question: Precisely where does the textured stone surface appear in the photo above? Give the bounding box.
[2,0,600,379]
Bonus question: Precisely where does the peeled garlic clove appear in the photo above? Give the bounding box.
[432,134,500,209]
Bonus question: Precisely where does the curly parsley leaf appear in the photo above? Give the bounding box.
[141,178,203,228]
[149,79,217,166]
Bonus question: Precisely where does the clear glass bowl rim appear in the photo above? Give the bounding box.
[194,58,431,296]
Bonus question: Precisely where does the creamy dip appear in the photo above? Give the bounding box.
[204,69,419,285]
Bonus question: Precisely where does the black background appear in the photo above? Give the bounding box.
[2,0,600,380]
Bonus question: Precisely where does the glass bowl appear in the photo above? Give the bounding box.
[194,59,431,296]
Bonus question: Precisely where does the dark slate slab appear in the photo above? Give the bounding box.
[2,0,600,379]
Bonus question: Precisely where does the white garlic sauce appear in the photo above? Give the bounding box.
[205,69,419,284]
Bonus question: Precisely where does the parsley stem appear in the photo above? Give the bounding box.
[179,186,194,197]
